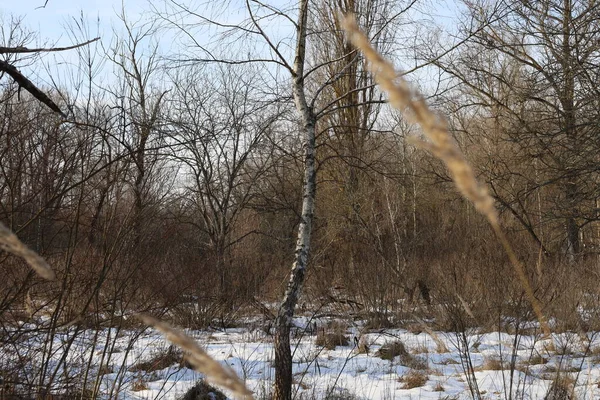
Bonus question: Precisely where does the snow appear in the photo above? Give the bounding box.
[3,318,600,399]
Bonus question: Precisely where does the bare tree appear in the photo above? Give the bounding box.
[0,14,98,117]
[425,0,600,260]
[169,64,278,307]
[107,11,168,248]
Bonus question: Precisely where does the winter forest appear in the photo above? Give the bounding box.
[2,0,600,399]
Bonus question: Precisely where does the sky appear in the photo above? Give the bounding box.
[2,0,462,53]
[1,0,293,46]
[1,0,169,93]
[0,0,463,99]
[2,0,149,42]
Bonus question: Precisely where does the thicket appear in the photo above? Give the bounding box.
[2,0,600,398]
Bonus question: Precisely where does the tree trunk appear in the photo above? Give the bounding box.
[272,109,316,400]
[561,0,580,262]
[273,1,314,398]
[565,181,580,261]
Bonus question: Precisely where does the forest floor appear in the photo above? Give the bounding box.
[6,312,598,399]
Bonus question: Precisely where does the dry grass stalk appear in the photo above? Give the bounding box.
[456,293,476,320]
[0,221,55,280]
[137,314,254,399]
[340,14,550,338]
[414,316,449,353]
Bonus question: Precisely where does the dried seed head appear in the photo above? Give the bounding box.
[137,314,254,399]
[0,222,55,280]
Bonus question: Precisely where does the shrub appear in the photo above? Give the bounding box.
[324,387,363,400]
[376,340,408,361]
[179,380,227,400]
[544,376,575,400]
[315,331,349,350]
[315,322,350,350]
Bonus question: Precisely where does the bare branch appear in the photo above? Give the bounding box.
[0,60,65,116]
[245,0,294,74]
[165,57,290,69]
[0,37,100,54]
[35,0,50,9]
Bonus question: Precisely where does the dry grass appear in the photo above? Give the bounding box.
[362,312,394,329]
[414,317,449,353]
[524,353,548,366]
[97,364,113,375]
[376,340,428,369]
[315,322,349,350]
[399,370,428,389]
[356,335,370,354]
[315,331,349,350]
[129,345,182,372]
[137,314,253,399]
[543,364,581,374]
[545,375,576,400]
[481,356,504,371]
[323,388,363,400]
[376,340,408,361]
[131,379,149,392]
[340,13,549,338]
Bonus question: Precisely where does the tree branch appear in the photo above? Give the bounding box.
[0,60,65,117]
[0,37,100,54]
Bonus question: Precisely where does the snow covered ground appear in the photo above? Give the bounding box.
[4,316,600,399]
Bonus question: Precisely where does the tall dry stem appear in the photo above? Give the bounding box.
[341,14,550,338]
[0,221,55,280]
[137,314,254,399]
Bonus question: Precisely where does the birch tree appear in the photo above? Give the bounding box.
[160,0,417,397]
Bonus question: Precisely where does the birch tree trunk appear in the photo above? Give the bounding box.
[273,0,315,398]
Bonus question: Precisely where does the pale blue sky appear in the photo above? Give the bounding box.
[1,0,166,93]
[2,0,462,48]
[1,0,463,97]
[2,0,150,44]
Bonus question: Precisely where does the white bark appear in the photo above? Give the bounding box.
[273,0,316,398]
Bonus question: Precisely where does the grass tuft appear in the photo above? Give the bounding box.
[399,370,428,389]
[545,375,575,400]
[376,340,428,369]
[129,345,181,372]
